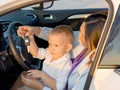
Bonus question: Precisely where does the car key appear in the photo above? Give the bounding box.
[24,36,30,53]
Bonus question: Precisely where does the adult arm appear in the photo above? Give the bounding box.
[17,26,52,41]
[27,70,57,90]
[37,27,52,41]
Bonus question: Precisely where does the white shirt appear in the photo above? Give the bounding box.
[36,48,72,90]
[37,27,88,90]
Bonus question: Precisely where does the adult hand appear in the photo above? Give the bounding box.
[17,26,41,38]
[21,72,44,89]
[17,26,33,38]
[27,70,43,79]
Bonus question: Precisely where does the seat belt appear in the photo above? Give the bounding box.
[64,48,88,90]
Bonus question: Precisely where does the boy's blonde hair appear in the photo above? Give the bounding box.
[50,25,74,44]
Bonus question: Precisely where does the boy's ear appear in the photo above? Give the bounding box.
[66,43,73,53]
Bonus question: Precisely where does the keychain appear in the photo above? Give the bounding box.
[24,36,30,53]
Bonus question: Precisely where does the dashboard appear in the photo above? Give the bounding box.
[0,10,39,39]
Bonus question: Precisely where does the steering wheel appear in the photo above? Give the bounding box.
[8,21,40,70]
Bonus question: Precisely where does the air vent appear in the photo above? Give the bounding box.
[1,21,10,32]
[0,21,10,38]
[25,13,37,20]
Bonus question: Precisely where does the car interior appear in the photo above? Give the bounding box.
[0,0,108,90]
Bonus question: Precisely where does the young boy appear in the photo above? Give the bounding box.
[21,25,74,90]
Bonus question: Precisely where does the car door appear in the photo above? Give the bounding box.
[84,0,120,90]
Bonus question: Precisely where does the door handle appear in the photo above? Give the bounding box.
[43,15,54,20]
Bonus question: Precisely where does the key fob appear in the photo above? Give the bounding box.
[24,36,30,46]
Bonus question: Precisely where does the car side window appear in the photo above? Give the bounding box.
[100,6,120,66]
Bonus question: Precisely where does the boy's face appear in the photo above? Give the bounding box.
[48,33,72,60]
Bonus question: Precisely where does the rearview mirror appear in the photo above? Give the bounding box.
[43,1,53,9]
[40,1,54,10]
